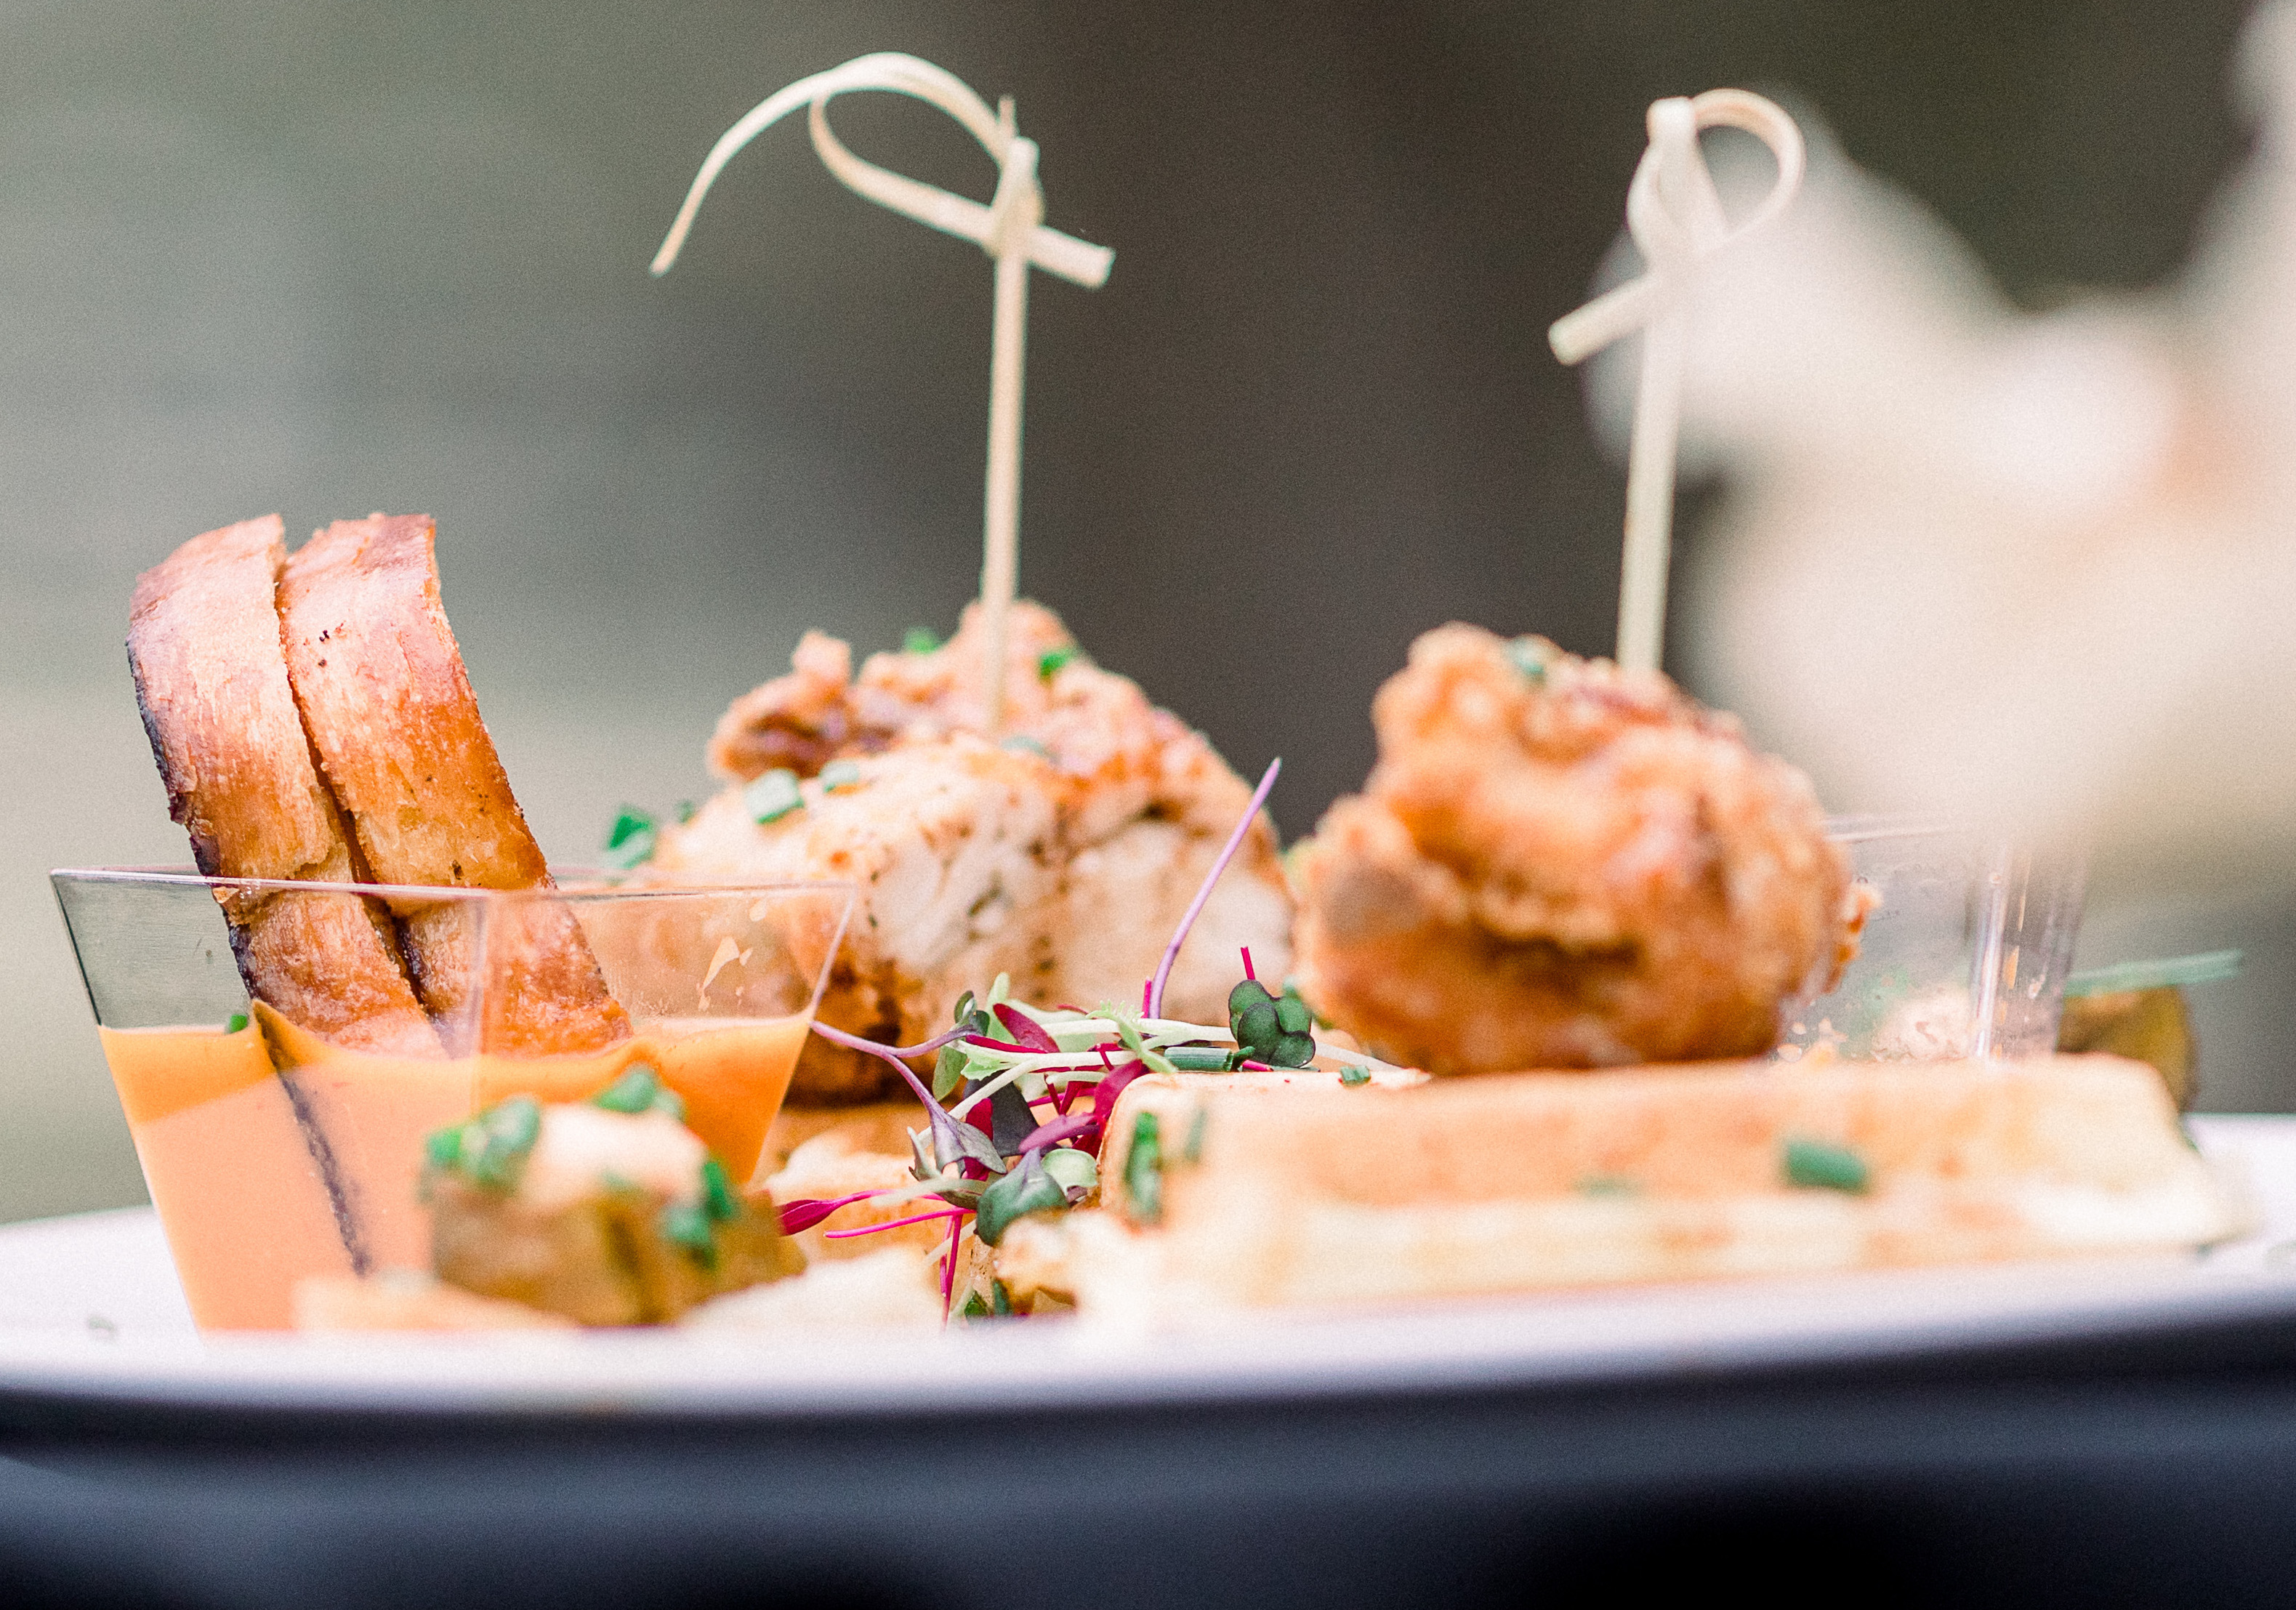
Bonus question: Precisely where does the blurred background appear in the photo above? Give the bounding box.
[0,0,2281,1220]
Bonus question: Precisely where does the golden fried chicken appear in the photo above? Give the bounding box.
[1292,625,1865,1074]
[651,600,1292,1101]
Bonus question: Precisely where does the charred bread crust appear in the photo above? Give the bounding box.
[126,515,438,1056]
[280,514,630,1054]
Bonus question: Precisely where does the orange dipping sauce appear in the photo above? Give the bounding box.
[98,1012,810,1329]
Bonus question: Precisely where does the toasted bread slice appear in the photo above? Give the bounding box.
[1060,1055,2234,1314]
[128,515,438,1056]
[279,514,630,1055]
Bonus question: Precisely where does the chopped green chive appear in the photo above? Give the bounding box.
[1124,1111,1164,1226]
[224,1011,249,1034]
[1576,1175,1640,1198]
[660,1200,717,1266]
[674,799,698,824]
[960,1289,991,1319]
[592,1066,663,1113]
[602,807,658,870]
[1506,636,1552,683]
[1036,644,1078,680]
[743,768,804,825]
[591,1065,684,1121]
[698,1156,738,1223]
[1183,1105,1209,1164]
[818,759,863,792]
[429,1095,544,1194]
[1337,1066,1371,1087]
[1166,1049,1240,1071]
[1784,1138,1870,1194]
[903,626,942,654]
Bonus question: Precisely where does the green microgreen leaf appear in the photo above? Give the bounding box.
[992,1279,1013,1316]
[593,1065,672,1114]
[961,1289,992,1319]
[1338,1066,1371,1087]
[1228,979,1318,1068]
[1124,1111,1164,1227]
[951,990,978,1027]
[743,768,804,826]
[674,799,698,824]
[1042,1147,1098,1198]
[660,1200,717,1267]
[602,807,658,870]
[1577,1175,1640,1198]
[818,759,863,793]
[1783,1138,1870,1194]
[986,973,1012,1009]
[936,1112,1010,1177]
[975,1151,1069,1245]
[1036,644,1078,680]
[903,626,942,654]
[224,1011,249,1034]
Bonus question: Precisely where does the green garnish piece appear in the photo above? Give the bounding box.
[974,1152,1068,1245]
[427,1094,544,1193]
[698,1156,738,1223]
[1036,644,1078,680]
[961,1289,992,1319]
[1577,1175,1640,1198]
[743,768,805,826]
[1506,636,1552,683]
[1124,1111,1164,1226]
[1337,1066,1371,1087]
[1228,979,1318,1068]
[1166,1049,1238,1072]
[659,1200,717,1267]
[1001,734,1052,760]
[224,1011,249,1035]
[1182,1105,1209,1164]
[602,807,658,870]
[592,1065,662,1113]
[674,799,698,824]
[1783,1138,1870,1194]
[903,626,942,654]
[818,759,863,792]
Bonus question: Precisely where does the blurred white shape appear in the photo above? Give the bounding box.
[1582,7,2296,891]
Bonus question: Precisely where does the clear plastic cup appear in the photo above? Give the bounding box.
[1776,821,2087,1064]
[52,869,853,1329]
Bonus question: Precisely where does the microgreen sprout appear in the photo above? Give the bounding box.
[1507,636,1553,684]
[1230,978,1317,1068]
[1036,643,1078,680]
[818,759,863,792]
[603,806,658,870]
[903,626,942,654]
[224,1011,249,1034]
[743,768,805,825]
[675,799,698,824]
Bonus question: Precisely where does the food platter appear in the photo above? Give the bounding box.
[0,1114,2289,1420]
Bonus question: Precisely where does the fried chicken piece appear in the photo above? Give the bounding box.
[1292,625,1865,1073]
[656,600,1293,1102]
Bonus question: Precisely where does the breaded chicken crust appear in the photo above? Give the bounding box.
[659,600,1294,1102]
[1293,625,1866,1073]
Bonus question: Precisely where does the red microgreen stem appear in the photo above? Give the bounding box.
[1238,1060,1273,1072]
[810,1020,942,1108]
[1148,758,1280,1018]
[1241,945,1257,983]
[940,1217,961,1316]
[823,1207,969,1240]
[1018,1114,1097,1151]
[776,1189,880,1235]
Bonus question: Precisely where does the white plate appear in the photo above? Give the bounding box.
[4,1116,2295,1417]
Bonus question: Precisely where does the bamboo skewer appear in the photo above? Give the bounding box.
[651,52,1113,731]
